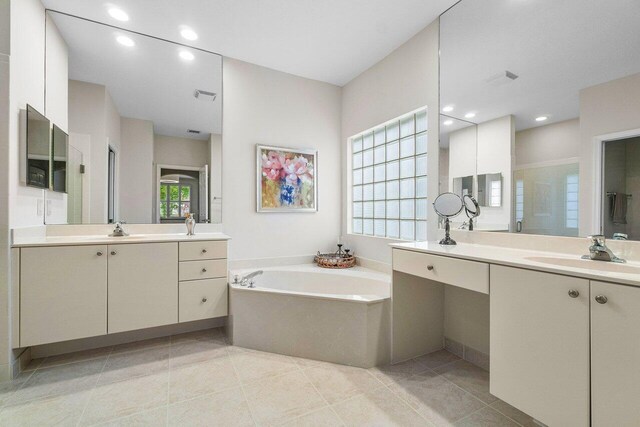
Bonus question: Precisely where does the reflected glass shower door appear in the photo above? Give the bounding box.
[513,163,579,236]
[66,145,83,224]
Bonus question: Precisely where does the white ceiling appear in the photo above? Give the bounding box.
[42,0,457,86]
[50,12,222,139]
[440,0,640,132]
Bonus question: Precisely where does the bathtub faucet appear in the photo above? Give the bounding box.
[240,270,263,288]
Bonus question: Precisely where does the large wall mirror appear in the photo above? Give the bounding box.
[46,11,223,225]
[439,0,640,240]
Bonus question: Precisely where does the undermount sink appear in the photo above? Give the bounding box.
[525,256,640,274]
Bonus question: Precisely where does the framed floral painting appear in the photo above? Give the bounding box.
[257,145,317,212]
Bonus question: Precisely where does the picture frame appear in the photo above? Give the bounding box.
[256,144,318,212]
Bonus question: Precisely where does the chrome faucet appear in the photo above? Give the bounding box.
[109,221,129,237]
[582,235,625,263]
[240,270,263,288]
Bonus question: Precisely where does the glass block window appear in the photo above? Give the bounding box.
[515,179,524,222]
[350,108,428,240]
[566,174,579,229]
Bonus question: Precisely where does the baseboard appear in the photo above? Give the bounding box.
[444,336,489,372]
[31,317,226,359]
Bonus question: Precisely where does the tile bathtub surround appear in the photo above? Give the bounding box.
[0,328,536,426]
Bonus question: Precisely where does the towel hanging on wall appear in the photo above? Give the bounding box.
[609,192,629,224]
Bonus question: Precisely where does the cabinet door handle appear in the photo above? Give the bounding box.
[110,251,117,256]
[201,297,208,303]
[595,295,608,304]
[202,268,207,273]
[568,289,579,298]
[97,251,103,256]
[427,265,434,271]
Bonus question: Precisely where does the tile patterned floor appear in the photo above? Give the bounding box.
[0,328,538,426]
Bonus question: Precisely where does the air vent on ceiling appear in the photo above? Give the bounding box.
[194,89,217,102]
[187,129,201,134]
[485,70,519,86]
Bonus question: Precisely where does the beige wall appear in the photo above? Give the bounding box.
[579,72,640,236]
[68,80,110,223]
[0,0,9,380]
[222,57,342,261]
[476,115,514,229]
[120,118,154,224]
[516,118,580,167]
[154,134,210,168]
[341,20,440,264]
[3,0,67,377]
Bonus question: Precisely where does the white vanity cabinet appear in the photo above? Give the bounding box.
[20,245,108,347]
[108,243,178,333]
[15,236,228,348]
[591,281,640,426]
[490,265,590,427]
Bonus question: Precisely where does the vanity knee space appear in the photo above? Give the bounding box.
[392,245,640,427]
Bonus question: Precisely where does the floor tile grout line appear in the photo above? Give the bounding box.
[299,366,346,427]
[75,345,114,427]
[451,403,491,425]
[487,402,527,427]
[227,347,259,427]
[379,378,438,426]
[432,369,493,407]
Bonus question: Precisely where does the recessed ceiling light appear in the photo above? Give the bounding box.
[535,116,549,122]
[179,51,195,61]
[108,8,129,22]
[443,120,454,126]
[180,28,198,41]
[442,105,454,113]
[116,35,135,47]
[464,112,476,119]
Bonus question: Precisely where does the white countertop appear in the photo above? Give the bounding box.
[12,232,230,248]
[391,241,640,287]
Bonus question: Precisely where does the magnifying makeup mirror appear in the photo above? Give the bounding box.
[463,195,481,231]
[433,192,463,245]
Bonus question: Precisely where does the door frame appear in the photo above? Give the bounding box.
[155,164,204,223]
[592,127,640,235]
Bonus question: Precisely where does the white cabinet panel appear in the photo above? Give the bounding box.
[179,259,227,281]
[108,243,178,333]
[591,281,640,427]
[393,249,489,294]
[179,241,226,261]
[179,278,228,323]
[490,265,589,427]
[21,245,107,346]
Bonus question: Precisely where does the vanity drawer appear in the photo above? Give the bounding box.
[179,241,227,261]
[179,278,228,322]
[179,259,227,281]
[393,249,489,294]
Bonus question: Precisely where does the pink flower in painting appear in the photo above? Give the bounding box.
[261,151,285,181]
[281,155,313,185]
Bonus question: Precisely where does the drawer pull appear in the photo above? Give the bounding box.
[201,249,207,254]
[568,289,579,298]
[111,251,117,256]
[97,251,103,256]
[202,268,207,273]
[201,297,208,303]
[595,295,608,304]
[427,265,434,271]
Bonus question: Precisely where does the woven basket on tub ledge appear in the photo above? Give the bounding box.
[314,244,356,269]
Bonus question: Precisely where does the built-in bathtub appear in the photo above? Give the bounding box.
[228,264,391,368]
